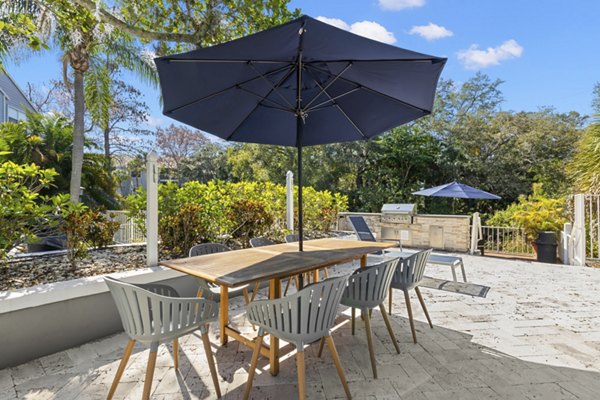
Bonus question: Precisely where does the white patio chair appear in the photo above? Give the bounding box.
[388,249,433,344]
[285,233,329,284]
[104,276,221,400]
[334,258,401,379]
[243,276,352,400]
[250,236,300,296]
[189,243,254,303]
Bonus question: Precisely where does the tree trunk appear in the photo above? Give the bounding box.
[104,127,111,172]
[70,69,85,203]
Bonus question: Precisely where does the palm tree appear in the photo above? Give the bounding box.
[3,0,156,203]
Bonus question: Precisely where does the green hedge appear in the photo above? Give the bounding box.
[126,180,348,257]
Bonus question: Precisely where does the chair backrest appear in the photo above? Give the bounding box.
[391,249,432,287]
[246,275,348,346]
[348,216,376,242]
[249,237,275,248]
[341,257,399,309]
[105,276,218,343]
[285,234,299,243]
[189,243,231,257]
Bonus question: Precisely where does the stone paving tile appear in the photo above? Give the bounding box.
[5,253,600,399]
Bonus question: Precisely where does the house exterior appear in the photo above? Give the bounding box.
[0,69,37,122]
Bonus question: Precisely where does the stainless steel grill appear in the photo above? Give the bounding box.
[380,203,416,224]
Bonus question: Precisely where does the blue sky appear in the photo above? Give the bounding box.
[5,0,599,131]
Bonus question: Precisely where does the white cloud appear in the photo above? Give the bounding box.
[315,16,349,31]
[145,115,164,128]
[316,16,396,44]
[379,0,425,11]
[457,39,524,70]
[409,23,453,41]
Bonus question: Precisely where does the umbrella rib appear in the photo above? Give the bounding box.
[162,58,440,63]
[162,59,289,64]
[249,62,295,109]
[304,68,368,140]
[302,62,353,109]
[225,64,298,141]
[165,64,293,115]
[308,64,430,114]
[305,87,361,112]
[236,86,295,113]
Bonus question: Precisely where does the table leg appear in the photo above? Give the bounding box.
[220,285,228,346]
[361,254,367,268]
[269,277,281,376]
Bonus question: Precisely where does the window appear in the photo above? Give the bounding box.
[7,106,26,122]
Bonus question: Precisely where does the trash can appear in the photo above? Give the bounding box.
[535,231,557,264]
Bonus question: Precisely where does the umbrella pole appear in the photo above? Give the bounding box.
[297,117,304,289]
[297,139,303,252]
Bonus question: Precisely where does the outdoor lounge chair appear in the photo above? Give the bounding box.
[348,215,467,282]
[389,249,433,344]
[104,276,221,400]
[333,258,401,379]
[244,276,352,400]
[189,243,254,302]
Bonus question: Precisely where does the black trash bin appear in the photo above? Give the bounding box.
[535,231,557,264]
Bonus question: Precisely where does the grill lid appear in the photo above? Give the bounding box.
[381,203,417,214]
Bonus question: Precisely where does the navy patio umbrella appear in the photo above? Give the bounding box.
[412,181,501,200]
[155,15,446,251]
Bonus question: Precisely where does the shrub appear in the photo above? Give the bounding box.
[86,210,121,249]
[125,180,348,254]
[229,199,274,248]
[59,203,92,271]
[159,203,208,258]
[0,162,68,264]
[59,206,121,269]
[487,183,567,241]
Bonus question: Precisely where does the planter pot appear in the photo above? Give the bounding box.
[534,231,557,264]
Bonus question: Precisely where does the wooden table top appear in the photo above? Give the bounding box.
[160,238,395,287]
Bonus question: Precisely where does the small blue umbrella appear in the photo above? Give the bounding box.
[155,15,446,251]
[412,181,501,200]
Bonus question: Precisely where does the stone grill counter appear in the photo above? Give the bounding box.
[338,212,470,252]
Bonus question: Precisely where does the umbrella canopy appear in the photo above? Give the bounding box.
[412,181,501,200]
[155,15,446,250]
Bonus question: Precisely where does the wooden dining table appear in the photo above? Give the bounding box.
[160,238,396,375]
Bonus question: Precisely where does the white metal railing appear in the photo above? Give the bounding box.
[106,211,145,244]
[480,225,534,256]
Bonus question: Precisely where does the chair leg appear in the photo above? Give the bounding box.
[325,336,352,400]
[404,290,418,344]
[317,337,325,358]
[324,267,329,279]
[363,309,377,379]
[243,287,250,304]
[201,331,222,398]
[243,333,264,400]
[351,307,355,335]
[173,339,179,369]
[415,287,433,329]
[460,259,467,282]
[296,349,306,400]
[388,287,393,315]
[142,345,158,400]
[107,339,135,400]
[284,277,292,296]
[251,282,260,302]
[379,304,400,354]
